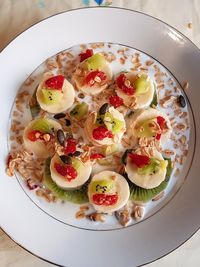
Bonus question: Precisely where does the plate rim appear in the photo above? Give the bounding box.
[0,6,200,267]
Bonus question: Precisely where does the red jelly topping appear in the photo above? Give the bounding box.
[85,70,107,86]
[92,193,118,206]
[92,126,113,140]
[54,163,77,181]
[45,75,64,90]
[129,153,150,168]
[79,49,94,62]
[109,95,124,108]
[116,73,135,95]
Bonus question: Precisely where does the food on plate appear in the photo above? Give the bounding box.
[127,107,172,146]
[73,50,112,95]
[44,158,89,203]
[115,72,155,109]
[23,118,62,157]
[50,153,92,189]
[125,148,168,189]
[70,102,89,121]
[84,104,126,146]
[128,157,172,203]
[7,43,190,227]
[36,74,75,113]
[88,170,130,213]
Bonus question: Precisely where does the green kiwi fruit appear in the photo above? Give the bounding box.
[129,158,173,202]
[29,87,41,118]
[70,102,89,120]
[42,89,62,105]
[104,112,124,134]
[44,158,89,204]
[150,83,158,107]
[32,118,53,133]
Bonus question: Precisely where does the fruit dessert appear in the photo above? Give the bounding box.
[88,170,130,213]
[128,107,172,146]
[122,148,173,204]
[84,104,126,146]
[7,43,190,227]
[114,72,155,109]
[50,153,92,189]
[36,74,75,113]
[72,49,112,95]
[125,149,168,189]
[23,118,62,158]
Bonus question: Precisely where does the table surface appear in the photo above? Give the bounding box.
[0,0,200,266]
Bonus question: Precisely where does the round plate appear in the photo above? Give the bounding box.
[0,7,199,267]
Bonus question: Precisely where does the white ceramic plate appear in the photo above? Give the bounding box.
[0,7,199,267]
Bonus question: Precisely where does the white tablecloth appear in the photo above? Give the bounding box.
[0,0,200,266]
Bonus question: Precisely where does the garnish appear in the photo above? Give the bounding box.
[129,153,150,168]
[85,70,107,86]
[54,162,77,181]
[79,49,93,62]
[45,75,65,90]
[109,95,124,108]
[116,73,135,95]
[92,126,113,140]
[92,193,118,206]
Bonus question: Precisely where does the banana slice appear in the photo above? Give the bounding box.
[84,107,126,146]
[72,54,112,95]
[127,107,172,146]
[23,118,62,158]
[125,149,168,189]
[50,154,92,189]
[88,170,130,213]
[36,75,75,113]
[116,72,155,109]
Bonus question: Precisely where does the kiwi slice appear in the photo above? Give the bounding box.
[42,89,62,105]
[44,158,89,204]
[70,102,89,120]
[90,180,114,194]
[29,87,41,118]
[129,158,173,202]
[104,112,124,134]
[150,83,158,107]
[32,118,53,133]
[135,74,150,95]
[86,54,106,70]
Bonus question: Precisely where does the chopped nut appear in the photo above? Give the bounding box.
[94,76,101,83]
[75,210,85,219]
[24,77,35,86]
[43,134,51,142]
[160,95,177,108]
[132,205,144,220]
[187,23,192,29]
[164,149,175,156]
[115,206,131,226]
[145,60,154,66]
[179,135,186,145]
[120,57,126,65]
[175,123,187,132]
[80,205,89,211]
[152,191,164,201]
[111,175,117,180]
[86,212,105,222]
[36,189,55,202]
